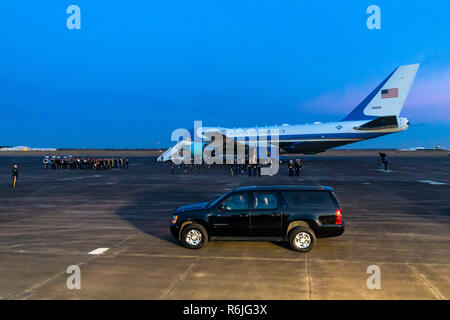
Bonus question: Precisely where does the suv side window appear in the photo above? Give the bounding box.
[282,191,335,211]
[221,193,248,211]
[253,192,278,210]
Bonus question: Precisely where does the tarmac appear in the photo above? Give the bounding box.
[0,154,448,299]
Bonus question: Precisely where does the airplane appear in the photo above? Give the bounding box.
[158,63,419,162]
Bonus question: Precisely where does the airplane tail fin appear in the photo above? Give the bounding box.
[342,64,420,121]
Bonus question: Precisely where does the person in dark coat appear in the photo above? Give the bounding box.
[12,164,19,188]
[288,160,294,176]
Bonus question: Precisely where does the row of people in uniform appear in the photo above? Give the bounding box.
[169,160,266,177]
[230,162,263,177]
[288,159,303,176]
[43,156,129,171]
[171,162,210,175]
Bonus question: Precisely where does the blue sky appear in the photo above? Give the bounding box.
[0,1,449,148]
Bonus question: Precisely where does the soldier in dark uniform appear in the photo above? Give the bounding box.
[288,160,294,176]
[294,159,303,176]
[379,152,388,171]
[126,158,129,170]
[12,164,19,188]
[247,162,253,177]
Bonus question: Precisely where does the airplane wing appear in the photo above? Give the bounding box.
[202,129,245,147]
[202,129,280,161]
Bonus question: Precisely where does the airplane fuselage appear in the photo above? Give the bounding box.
[159,64,418,162]
[202,117,409,154]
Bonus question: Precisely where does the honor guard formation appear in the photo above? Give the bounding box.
[170,160,209,175]
[43,155,129,171]
[169,158,277,177]
[168,157,298,177]
[288,159,303,176]
[229,161,263,177]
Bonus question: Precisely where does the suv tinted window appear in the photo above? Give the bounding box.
[221,193,248,210]
[253,192,278,210]
[282,191,335,210]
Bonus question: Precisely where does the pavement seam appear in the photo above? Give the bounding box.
[4,234,138,299]
[161,254,202,299]
[407,263,445,300]
[4,250,448,266]
[5,255,98,300]
[243,244,264,299]
[306,253,312,300]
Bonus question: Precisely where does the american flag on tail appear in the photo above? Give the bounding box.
[381,88,398,99]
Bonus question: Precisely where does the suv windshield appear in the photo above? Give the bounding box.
[208,191,232,208]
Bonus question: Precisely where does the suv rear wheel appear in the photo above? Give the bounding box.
[181,224,208,249]
[289,226,316,252]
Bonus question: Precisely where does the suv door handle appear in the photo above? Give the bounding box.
[271,213,281,217]
[240,214,249,217]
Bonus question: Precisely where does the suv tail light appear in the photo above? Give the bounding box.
[335,209,342,225]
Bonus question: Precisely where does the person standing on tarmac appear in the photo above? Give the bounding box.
[379,152,388,171]
[288,160,294,176]
[43,156,49,170]
[294,159,303,176]
[12,164,19,188]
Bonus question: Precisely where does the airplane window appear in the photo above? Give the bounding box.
[254,193,277,210]
[221,194,248,211]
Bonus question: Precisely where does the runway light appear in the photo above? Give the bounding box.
[335,209,342,225]
[172,215,178,224]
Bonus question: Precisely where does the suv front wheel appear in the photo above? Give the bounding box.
[289,226,316,252]
[181,224,208,249]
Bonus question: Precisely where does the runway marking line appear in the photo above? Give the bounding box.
[418,180,447,185]
[88,247,109,255]
[372,169,393,173]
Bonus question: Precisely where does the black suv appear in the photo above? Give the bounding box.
[170,186,344,252]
